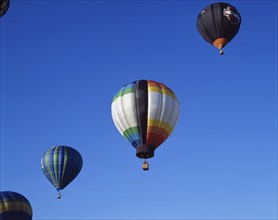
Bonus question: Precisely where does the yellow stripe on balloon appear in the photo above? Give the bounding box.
[148,119,173,134]
[0,201,32,216]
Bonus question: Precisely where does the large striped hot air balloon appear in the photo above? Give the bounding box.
[0,191,32,220]
[111,80,180,170]
[41,145,83,199]
[0,0,10,17]
[197,2,241,55]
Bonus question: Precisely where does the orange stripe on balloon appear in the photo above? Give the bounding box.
[147,80,177,100]
[148,119,173,134]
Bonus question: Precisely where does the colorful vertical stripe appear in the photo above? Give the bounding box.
[111,82,142,147]
[146,80,179,147]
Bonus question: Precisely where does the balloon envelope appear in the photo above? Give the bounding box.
[0,191,32,220]
[197,2,241,54]
[111,80,180,159]
[0,0,9,17]
[41,145,83,198]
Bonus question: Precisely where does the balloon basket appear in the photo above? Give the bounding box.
[142,160,149,171]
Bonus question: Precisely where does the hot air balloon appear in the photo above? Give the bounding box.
[41,145,83,199]
[197,2,241,55]
[111,80,180,170]
[0,0,9,17]
[0,191,32,220]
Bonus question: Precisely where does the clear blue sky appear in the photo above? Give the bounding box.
[1,0,277,219]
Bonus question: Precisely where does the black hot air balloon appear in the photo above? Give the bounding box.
[197,2,241,55]
[0,0,9,17]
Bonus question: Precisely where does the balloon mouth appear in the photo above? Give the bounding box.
[213,38,229,52]
[136,145,155,159]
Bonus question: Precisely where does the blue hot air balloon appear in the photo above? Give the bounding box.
[0,191,33,220]
[41,145,83,199]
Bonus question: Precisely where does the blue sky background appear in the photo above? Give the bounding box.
[0,0,277,219]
